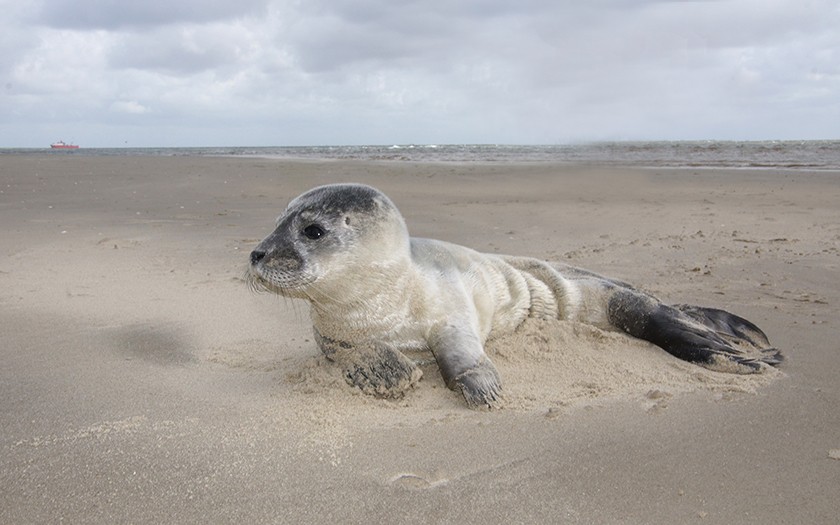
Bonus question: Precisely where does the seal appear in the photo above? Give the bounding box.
[248,183,782,408]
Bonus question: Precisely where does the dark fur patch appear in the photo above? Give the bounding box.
[300,184,383,216]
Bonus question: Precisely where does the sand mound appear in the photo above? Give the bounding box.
[257,314,781,418]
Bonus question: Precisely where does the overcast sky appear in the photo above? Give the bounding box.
[1,0,838,147]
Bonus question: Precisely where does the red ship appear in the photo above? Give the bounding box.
[50,141,79,149]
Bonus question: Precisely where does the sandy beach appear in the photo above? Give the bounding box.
[1,155,838,523]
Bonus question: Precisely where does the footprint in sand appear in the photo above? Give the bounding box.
[389,473,449,490]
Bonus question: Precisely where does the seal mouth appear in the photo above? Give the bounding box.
[246,265,314,297]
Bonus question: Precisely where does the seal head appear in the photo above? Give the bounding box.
[249,184,410,299]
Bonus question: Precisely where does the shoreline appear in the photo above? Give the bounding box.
[4,138,840,170]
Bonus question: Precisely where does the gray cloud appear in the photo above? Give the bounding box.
[1,0,838,146]
[36,0,271,29]
[108,25,253,74]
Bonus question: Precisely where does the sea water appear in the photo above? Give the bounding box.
[4,141,840,169]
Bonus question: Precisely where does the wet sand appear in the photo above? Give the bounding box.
[1,155,838,523]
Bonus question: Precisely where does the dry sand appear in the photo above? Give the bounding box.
[1,155,838,523]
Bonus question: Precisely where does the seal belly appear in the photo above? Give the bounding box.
[411,240,531,342]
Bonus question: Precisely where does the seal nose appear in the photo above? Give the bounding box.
[250,250,266,265]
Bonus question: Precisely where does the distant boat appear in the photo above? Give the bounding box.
[50,141,79,149]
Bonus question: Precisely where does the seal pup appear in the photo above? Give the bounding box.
[248,183,781,408]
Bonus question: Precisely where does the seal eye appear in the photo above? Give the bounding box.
[302,224,325,240]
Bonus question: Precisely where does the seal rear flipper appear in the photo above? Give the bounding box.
[608,290,783,373]
[673,304,783,367]
[673,304,770,347]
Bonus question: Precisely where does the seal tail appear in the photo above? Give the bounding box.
[608,290,783,373]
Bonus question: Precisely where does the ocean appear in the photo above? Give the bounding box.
[4,140,840,170]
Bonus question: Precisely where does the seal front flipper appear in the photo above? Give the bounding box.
[608,289,783,372]
[429,323,502,409]
[315,332,422,398]
[450,360,502,409]
[340,343,424,398]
